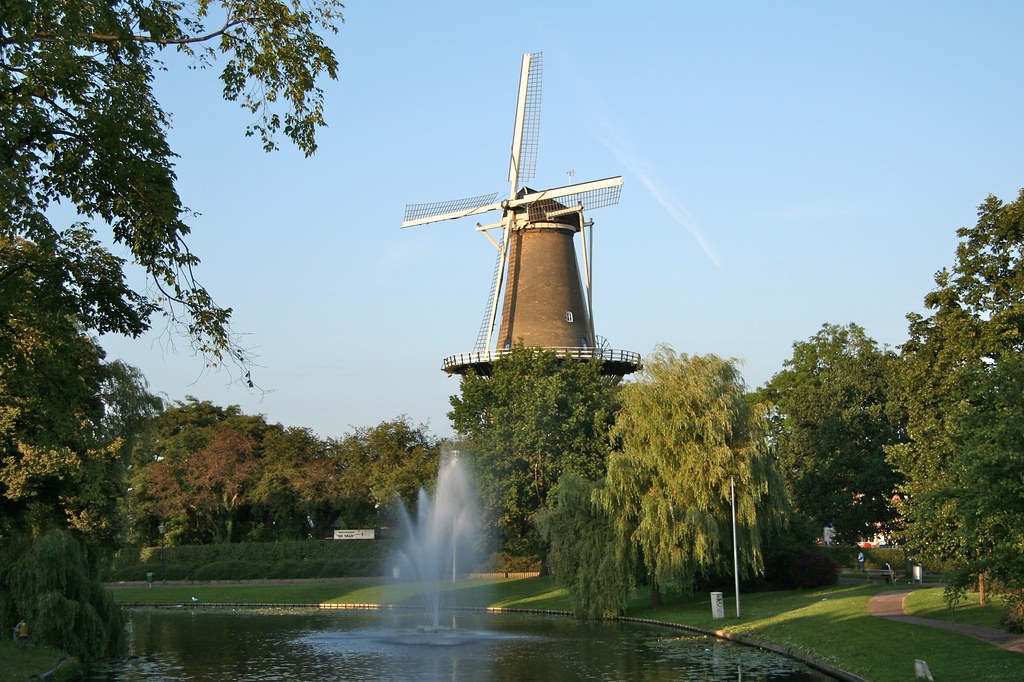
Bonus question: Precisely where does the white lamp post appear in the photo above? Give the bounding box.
[731,476,740,618]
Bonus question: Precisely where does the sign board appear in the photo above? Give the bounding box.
[333,529,375,540]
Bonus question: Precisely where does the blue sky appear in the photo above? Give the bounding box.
[99,1,1024,439]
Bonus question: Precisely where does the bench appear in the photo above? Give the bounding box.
[864,569,898,582]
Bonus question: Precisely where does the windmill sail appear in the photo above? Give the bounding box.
[509,52,543,194]
[401,192,501,228]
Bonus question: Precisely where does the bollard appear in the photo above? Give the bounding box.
[710,592,725,619]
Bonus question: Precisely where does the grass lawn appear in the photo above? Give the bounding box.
[109,580,376,606]
[111,578,1021,682]
[903,587,1007,629]
[109,577,575,611]
[0,639,82,682]
[701,585,1019,682]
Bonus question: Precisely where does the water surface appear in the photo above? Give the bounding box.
[86,608,834,681]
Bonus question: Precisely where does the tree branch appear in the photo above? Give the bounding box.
[4,16,252,49]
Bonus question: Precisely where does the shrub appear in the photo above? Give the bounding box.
[485,553,541,572]
[788,550,839,588]
[1001,592,1024,634]
[754,514,822,590]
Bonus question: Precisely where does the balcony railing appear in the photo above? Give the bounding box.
[442,347,642,375]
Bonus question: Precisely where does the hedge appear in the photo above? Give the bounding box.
[105,540,537,581]
[105,539,399,581]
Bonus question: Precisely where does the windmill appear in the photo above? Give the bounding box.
[402,52,640,378]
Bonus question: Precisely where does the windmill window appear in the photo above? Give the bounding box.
[565,311,574,323]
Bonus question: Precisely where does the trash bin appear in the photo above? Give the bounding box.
[912,564,924,583]
[146,572,154,588]
[711,592,725,619]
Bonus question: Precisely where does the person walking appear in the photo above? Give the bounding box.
[14,620,28,648]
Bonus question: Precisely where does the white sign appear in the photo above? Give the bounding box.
[333,529,375,540]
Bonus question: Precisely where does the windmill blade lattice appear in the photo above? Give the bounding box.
[403,192,501,225]
[521,183,622,221]
[513,52,543,188]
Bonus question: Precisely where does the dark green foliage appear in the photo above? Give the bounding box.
[537,475,633,619]
[865,547,908,571]
[190,560,267,581]
[787,550,839,588]
[105,538,398,581]
[449,346,619,557]
[0,531,125,661]
[759,323,904,543]
[1000,592,1024,634]
[111,562,193,582]
[889,189,1024,603]
[755,514,821,589]
[485,553,542,573]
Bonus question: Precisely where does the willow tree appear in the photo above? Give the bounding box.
[536,474,634,619]
[599,348,788,607]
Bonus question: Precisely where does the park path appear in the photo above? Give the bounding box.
[867,590,1024,654]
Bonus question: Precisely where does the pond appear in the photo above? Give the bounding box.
[85,608,836,681]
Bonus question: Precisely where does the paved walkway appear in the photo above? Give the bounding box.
[867,590,1024,654]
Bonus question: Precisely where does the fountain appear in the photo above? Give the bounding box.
[393,451,478,631]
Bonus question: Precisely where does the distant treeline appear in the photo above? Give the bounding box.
[126,402,442,548]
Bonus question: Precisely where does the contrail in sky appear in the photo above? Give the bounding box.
[597,125,723,269]
[561,62,723,269]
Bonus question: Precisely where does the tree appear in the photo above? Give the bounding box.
[2,3,343,653]
[0,236,127,549]
[183,426,259,543]
[329,418,442,529]
[941,358,1024,600]
[536,475,634,619]
[2,0,345,371]
[758,323,905,543]
[1,530,126,660]
[129,405,441,543]
[889,189,1024,603]
[250,425,336,540]
[598,347,788,607]
[0,236,152,658]
[448,347,619,557]
[98,360,164,459]
[129,398,270,544]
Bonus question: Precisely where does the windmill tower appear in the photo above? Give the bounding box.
[402,52,640,378]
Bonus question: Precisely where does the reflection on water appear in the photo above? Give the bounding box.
[86,609,834,681]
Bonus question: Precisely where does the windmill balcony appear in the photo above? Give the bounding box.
[442,346,641,378]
